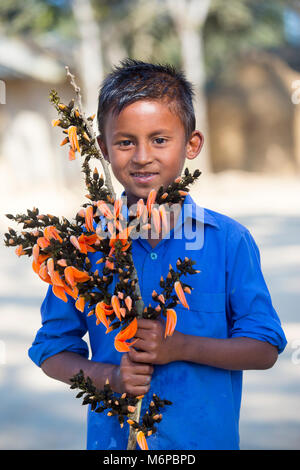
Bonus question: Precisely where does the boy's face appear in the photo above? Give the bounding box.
[98,99,203,207]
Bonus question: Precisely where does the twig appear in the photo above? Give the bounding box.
[65,66,116,201]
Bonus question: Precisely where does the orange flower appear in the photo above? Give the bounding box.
[95,302,111,328]
[97,200,114,220]
[75,296,85,313]
[50,270,65,288]
[85,205,95,232]
[52,285,68,302]
[159,204,169,233]
[151,207,161,235]
[67,126,80,153]
[136,431,148,451]
[164,309,177,338]
[44,226,62,243]
[111,295,122,321]
[57,259,68,267]
[80,233,98,251]
[105,258,114,270]
[114,318,138,352]
[32,244,39,263]
[113,198,123,220]
[146,189,157,218]
[60,137,68,146]
[37,236,50,249]
[174,281,189,309]
[32,254,50,275]
[136,198,144,219]
[38,262,52,284]
[109,225,134,254]
[63,282,78,300]
[70,235,82,251]
[52,119,61,127]
[15,245,26,257]
[124,296,132,312]
[64,266,90,287]
[69,148,76,161]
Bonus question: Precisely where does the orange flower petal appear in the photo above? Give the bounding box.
[37,237,50,249]
[57,259,68,267]
[51,270,65,287]
[114,339,131,353]
[67,125,80,152]
[95,302,110,328]
[75,296,85,312]
[15,245,26,257]
[64,266,75,287]
[32,244,40,263]
[165,309,177,338]
[69,148,76,161]
[115,318,137,342]
[52,285,68,302]
[124,296,132,312]
[174,281,189,309]
[71,267,90,283]
[97,200,114,220]
[136,431,148,451]
[113,198,123,219]
[159,204,169,233]
[70,235,82,252]
[47,258,54,275]
[151,207,161,235]
[146,189,157,218]
[136,199,144,219]
[111,295,122,321]
[85,205,95,232]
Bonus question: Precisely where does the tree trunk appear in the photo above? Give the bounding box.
[71,0,104,117]
[166,0,212,174]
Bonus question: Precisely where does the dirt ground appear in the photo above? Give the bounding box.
[0,169,299,450]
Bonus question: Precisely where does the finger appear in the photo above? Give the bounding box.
[129,348,154,364]
[133,337,154,353]
[130,374,152,387]
[126,385,151,397]
[129,360,154,375]
[123,353,154,374]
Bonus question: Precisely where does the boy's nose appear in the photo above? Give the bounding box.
[132,143,154,164]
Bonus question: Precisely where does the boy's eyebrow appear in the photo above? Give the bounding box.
[113,129,172,139]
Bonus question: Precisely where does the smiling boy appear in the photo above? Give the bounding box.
[29,59,287,450]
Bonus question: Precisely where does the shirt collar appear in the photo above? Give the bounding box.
[119,190,220,230]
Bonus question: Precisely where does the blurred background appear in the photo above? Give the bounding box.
[0,0,299,450]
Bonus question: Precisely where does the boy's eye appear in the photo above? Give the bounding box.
[154,137,167,144]
[118,139,133,147]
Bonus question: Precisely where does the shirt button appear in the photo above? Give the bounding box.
[150,252,158,260]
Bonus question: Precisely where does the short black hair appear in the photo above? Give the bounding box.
[97,59,196,141]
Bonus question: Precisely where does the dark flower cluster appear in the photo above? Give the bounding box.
[70,370,172,436]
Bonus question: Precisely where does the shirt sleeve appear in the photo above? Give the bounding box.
[226,227,287,354]
[28,285,89,367]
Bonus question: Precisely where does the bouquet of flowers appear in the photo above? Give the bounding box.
[4,68,201,450]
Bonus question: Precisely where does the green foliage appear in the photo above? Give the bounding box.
[0,0,74,37]
[203,0,291,83]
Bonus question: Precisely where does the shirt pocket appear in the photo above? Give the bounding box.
[176,292,228,338]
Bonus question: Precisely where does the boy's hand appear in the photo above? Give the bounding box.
[129,319,181,365]
[112,353,153,397]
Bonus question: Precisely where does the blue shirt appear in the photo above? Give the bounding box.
[28,193,287,450]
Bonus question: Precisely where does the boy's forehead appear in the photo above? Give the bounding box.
[105,99,184,135]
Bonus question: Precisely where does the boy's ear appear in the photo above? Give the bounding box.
[186,131,204,160]
[97,135,110,164]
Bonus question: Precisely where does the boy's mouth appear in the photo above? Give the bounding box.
[130,172,158,183]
